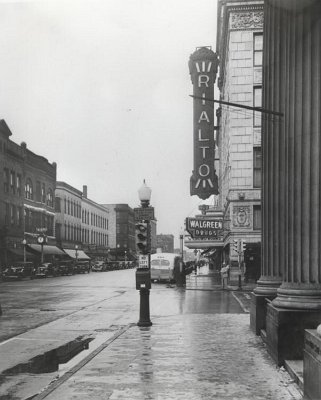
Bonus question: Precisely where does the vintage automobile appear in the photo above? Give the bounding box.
[75,261,91,274]
[2,262,36,281]
[92,261,106,272]
[35,263,60,278]
[58,261,75,276]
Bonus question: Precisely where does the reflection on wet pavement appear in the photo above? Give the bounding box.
[41,314,301,400]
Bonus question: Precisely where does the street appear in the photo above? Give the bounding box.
[0,266,254,399]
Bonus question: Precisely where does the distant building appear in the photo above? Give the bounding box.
[55,184,110,259]
[55,182,82,248]
[101,204,135,261]
[156,234,174,253]
[0,120,57,266]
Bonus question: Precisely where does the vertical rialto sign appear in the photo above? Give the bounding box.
[189,47,219,200]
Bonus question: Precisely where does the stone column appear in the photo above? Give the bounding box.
[262,0,321,365]
[250,0,284,335]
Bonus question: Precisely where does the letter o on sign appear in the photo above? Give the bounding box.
[198,164,210,177]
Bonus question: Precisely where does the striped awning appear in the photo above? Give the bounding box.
[27,244,65,255]
[63,249,91,260]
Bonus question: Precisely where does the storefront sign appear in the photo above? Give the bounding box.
[186,217,223,239]
[189,47,219,199]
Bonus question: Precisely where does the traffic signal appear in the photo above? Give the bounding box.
[233,239,239,253]
[135,223,150,254]
[241,239,246,253]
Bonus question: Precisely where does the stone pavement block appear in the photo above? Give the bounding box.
[39,314,302,400]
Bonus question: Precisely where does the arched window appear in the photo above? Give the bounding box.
[47,189,53,207]
[25,178,33,200]
[41,184,46,203]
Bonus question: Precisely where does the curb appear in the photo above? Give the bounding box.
[34,324,133,400]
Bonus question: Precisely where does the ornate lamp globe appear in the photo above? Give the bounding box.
[138,180,151,208]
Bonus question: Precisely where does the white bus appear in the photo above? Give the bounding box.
[150,253,183,283]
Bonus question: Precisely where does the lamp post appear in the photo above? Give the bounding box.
[180,230,184,260]
[136,180,152,327]
[75,245,79,265]
[22,239,27,263]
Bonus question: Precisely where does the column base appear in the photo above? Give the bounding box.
[250,292,275,335]
[272,285,321,310]
[266,303,321,366]
[304,329,321,400]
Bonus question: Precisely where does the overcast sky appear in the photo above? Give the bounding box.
[0,0,218,248]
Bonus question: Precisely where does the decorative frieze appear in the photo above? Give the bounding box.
[230,11,264,30]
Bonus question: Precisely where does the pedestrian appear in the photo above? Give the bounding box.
[226,263,230,283]
[220,263,228,289]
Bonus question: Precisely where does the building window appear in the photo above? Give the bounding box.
[41,184,46,203]
[10,171,15,194]
[5,202,9,225]
[35,181,41,202]
[253,147,262,188]
[253,205,262,230]
[254,33,263,66]
[47,189,54,207]
[17,207,23,227]
[10,204,16,225]
[25,178,33,200]
[16,174,21,196]
[253,86,262,127]
[55,196,61,212]
[3,168,9,193]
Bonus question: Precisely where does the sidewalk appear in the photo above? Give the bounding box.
[32,270,302,400]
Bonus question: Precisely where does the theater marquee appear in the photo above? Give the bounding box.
[188,47,219,200]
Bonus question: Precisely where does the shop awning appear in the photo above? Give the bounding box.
[201,248,217,257]
[63,249,91,260]
[27,244,65,255]
[8,248,32,256]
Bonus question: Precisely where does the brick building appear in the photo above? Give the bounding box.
[101,204,135,261]
[0,119,57,266]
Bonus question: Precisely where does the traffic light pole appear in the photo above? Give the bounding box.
[136,220,152,327]
[238,252,242,290]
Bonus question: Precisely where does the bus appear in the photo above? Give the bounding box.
[150,253,183,283]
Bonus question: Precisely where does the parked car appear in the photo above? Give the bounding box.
[58,261,75,276]
[2,262,36,281]
[92,262,105,272]
[35,263,60,278]
[75,261,91,274]
[35,263,49,278]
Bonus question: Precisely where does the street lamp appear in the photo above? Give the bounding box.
[22,239,27,263]
[75,245,79,265]
[179,229,184,260]
[136,180,152,327]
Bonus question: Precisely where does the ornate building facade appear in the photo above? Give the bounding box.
[0,119,57,266]
[216,0,264,282]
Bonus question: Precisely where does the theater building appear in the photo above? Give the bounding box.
[216,0,264,282]
[250,0,321,374]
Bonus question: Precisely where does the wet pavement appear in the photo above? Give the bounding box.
[0,267,302,399]
[36,315,301,400]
